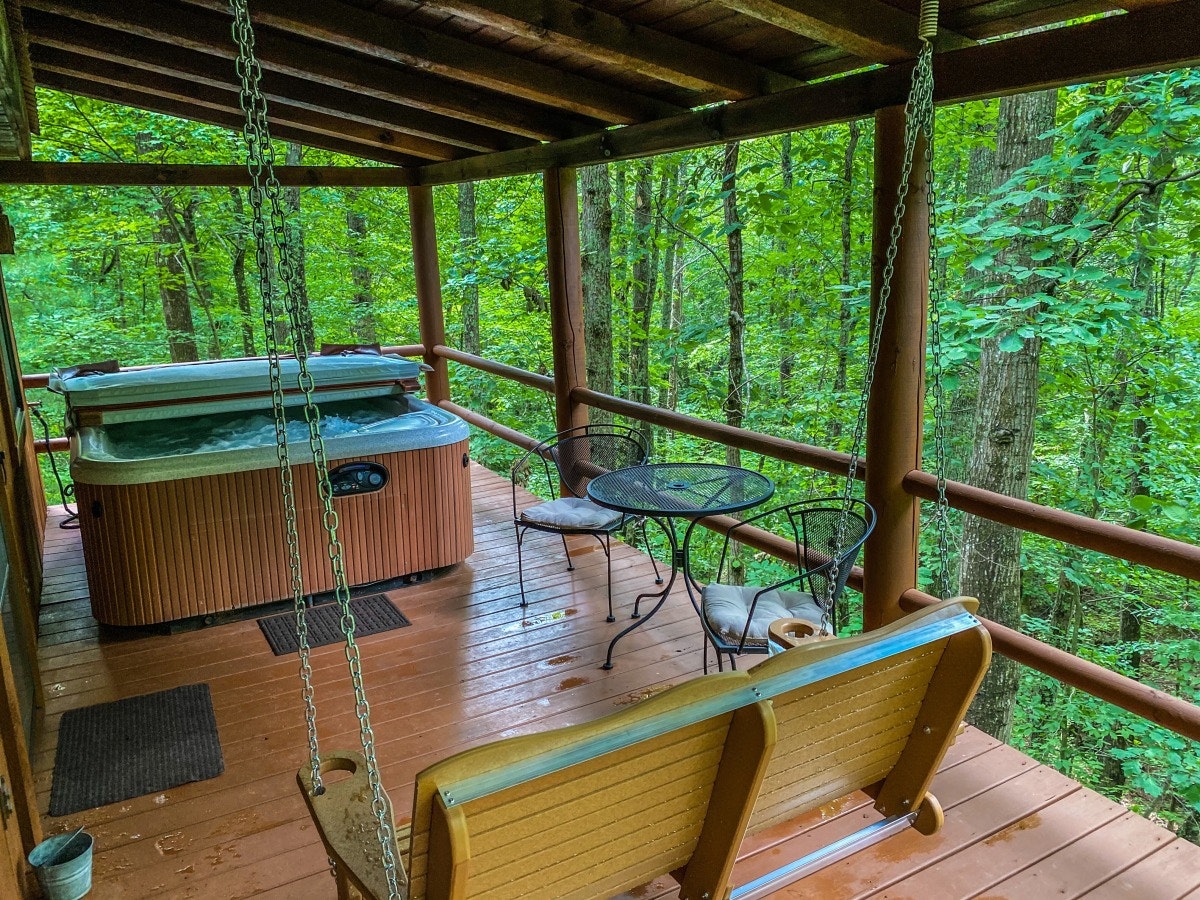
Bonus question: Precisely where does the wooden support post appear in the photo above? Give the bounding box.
[864,105,929,631]
[543,167,589,434]
[408,184,451,404]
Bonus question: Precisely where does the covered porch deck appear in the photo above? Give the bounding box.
[33,463,1200,898]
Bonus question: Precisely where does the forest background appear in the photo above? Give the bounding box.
[4,69,1199,839]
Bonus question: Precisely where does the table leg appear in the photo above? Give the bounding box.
[633,516,673,618]
[680,517,727,674]
[603,518,679,670]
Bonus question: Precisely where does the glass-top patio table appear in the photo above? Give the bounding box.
[586,462,775,669]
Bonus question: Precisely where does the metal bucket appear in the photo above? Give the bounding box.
[28,831,94,899]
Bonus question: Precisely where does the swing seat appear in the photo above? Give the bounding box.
[301,601,989,899]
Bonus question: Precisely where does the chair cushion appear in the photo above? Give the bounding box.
[702,583,825,648]
[521,497,623,530]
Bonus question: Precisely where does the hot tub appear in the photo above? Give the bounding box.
[53,356,473,626]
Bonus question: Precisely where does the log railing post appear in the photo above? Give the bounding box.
[864,105,929,630]
[543,167,589,435]
[408,184,451,404]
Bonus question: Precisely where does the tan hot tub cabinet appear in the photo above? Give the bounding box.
[53,355,473,626]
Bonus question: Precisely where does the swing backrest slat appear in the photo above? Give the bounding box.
[407,671,775,900]
[744,602,991,836]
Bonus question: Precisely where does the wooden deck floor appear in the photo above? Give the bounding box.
[33,463,1200,899]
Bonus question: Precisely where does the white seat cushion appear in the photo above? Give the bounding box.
[702,583,825,648]
[521,497,623,530]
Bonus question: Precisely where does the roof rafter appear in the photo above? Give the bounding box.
[32,46,441,163]
[24,10,521,155]
[415,0,1200,185]
[35,70,418,167]
[23,0,599,141]
[712,0,972,63]
[415,0,802,100]
[180,0,685,124]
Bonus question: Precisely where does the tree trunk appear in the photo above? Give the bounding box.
[580,164,614,426]
[227,187,257,357]
[154,217,199,363]
[457,182,481,357]
[346,191,378,343]
[830,120,863,443]
[178,197,221,359]
[778,133,796,391]
[629,159,656,415]
[284,142,315,350]
[657,165,683,414]
[723,142,746,461]
[961,89,1057,742]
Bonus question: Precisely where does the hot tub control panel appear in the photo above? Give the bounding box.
[330,462,389,497]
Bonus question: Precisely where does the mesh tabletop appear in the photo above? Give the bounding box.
[586,463,774,518]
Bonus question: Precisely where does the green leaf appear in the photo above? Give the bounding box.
[999,333,1024,352]
[1129,495,1156,513]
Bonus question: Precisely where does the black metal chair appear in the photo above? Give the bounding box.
[512,424,660,621]
[699,498,876,669]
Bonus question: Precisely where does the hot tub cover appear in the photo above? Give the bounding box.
[52,355,422,424]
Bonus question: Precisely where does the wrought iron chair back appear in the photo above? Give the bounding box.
[702,498,876,667]
[511,425,657,619]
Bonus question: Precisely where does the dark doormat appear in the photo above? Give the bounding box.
[257,593,410,656]
[50,683,223,817]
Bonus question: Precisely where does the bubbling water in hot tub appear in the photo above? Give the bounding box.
[92,397,427,460]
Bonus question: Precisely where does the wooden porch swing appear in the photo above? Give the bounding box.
[225,0,991,894]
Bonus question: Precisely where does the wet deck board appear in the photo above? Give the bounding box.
[34,463,1200,899]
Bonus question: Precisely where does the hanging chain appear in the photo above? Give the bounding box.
[229,3,401,897]
[229,0,321,793]
[823,8,940,634]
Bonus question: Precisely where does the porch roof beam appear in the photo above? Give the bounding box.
[415,0,1200,185]
[23,0,598,142]
[181,0,686,123]
[23,10,520,155]
[32,47,439,165]
[0,161,414,187]
[414,0,802,100]
[712,0,973,63]
[34,70,420,167]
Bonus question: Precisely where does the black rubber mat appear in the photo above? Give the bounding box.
[50,683,223,816]
[256,593,410,655]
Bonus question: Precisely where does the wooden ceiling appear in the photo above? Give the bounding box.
[8,0,1200,183]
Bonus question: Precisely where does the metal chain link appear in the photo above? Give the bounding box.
[824,30,940,634]
[228,3,401,897]
[228,1,321,791]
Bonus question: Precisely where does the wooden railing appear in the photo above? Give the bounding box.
[24,347,1200,742]
[431,346,1200,743]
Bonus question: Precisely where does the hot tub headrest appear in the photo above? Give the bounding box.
[320,342,381,357]
[52,359,121,383]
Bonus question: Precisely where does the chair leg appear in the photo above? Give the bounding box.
[639,520,663,585]
[603,534,615,622]
[516,525,529,608]
[561,533,574,571]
